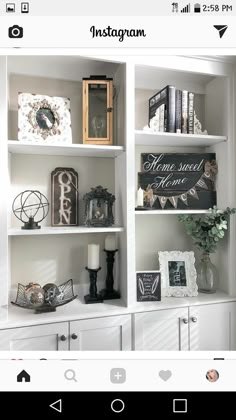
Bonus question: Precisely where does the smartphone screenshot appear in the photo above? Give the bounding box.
[0,0,236,416]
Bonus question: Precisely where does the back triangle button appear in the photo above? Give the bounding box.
[49,399,62,413]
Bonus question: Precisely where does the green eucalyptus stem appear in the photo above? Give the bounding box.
[178,206,236,254]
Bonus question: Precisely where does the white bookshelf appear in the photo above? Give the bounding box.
[3,55,127,315]
[0,54,236,351]
[133,55,236,304]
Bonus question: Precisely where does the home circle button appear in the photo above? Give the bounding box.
[111,399,125,413]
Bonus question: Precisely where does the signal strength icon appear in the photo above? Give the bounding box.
[181,3,190,13]
[214,25,228,38]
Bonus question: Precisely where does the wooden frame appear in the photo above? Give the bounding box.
[82,78,113,145]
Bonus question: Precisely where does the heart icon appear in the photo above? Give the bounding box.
[159,370,172,381]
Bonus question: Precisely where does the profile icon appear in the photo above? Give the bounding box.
[206,369,219,383]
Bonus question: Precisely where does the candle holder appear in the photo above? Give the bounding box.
[100,250,120,300]
[84,267,103,304]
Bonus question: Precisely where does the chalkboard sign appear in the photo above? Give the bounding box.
[51,167,79,226]
[138,153,217,210]
[136,271,161,302]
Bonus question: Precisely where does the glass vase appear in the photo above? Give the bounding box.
[196,253,219,293]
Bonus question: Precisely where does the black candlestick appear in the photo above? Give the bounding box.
[100,250,120,300]
[84,267,103,304]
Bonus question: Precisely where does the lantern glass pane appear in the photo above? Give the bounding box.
[88,84,108,138]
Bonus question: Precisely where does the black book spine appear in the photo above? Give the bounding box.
[182,90,188,134]
[175,89,182,133]
[167,86,176,133]
[188,92,194,134]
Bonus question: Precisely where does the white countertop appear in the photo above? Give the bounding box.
[0,291,235,330]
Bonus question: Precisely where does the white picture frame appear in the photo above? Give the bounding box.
[158,251,198,297]
[18,93,72,144]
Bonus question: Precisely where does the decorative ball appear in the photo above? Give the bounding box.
[25,282,41,291]
[12,190,49,228]
[24,283,45,307]
[43,283,60,304]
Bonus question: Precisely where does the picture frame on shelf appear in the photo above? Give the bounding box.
[136,271,161,302]
[158,251,198,297]
[18,93,72,144]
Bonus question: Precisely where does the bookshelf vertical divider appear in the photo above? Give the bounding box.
[0,56,8,309]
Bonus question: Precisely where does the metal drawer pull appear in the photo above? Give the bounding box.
[60,335,67,341]
[71,333,78,340]
[191,317,197,323]
[183,318,189,324]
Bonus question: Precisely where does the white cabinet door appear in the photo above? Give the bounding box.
[0,322,69,350]
[189,302,236,351]
[134,308,189,351]
[69,315,132,351]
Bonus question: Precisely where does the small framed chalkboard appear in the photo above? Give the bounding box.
[136,271,161,302]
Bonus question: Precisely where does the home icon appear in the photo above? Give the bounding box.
[17,370,31,382]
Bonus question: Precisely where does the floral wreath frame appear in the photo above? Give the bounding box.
[18,93,72,144]
[28,98,61,140]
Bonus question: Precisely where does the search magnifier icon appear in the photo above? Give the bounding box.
[64,369,77,382]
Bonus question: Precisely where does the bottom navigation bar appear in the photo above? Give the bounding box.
[0,359,234,391]
[0,392,233,417]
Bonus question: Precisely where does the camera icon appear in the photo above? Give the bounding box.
[8,25,24,38]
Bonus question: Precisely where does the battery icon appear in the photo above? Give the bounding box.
[194,3,201,12]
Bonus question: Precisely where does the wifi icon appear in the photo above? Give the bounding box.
[214,25,228,38]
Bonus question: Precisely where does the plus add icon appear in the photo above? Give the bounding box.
[110,368,126,384]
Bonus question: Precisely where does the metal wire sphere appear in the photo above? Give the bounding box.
[12,190,49,224]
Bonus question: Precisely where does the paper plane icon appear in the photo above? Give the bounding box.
[214,25,228,38]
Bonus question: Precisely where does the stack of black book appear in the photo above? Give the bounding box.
[149,85,194,134]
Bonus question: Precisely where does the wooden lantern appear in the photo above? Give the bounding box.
[82,76,113,145]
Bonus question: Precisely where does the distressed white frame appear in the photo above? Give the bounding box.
[159,251,198,297]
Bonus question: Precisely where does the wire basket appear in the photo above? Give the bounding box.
[11,279,77,314]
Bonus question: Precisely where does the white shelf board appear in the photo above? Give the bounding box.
[135,210,210,215]
[8,141,124,158]
[4,298,128,329]
[8,226,124,237]
[135,130,227,147]
[1,291,235,330]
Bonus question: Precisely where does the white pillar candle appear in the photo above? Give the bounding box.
[105,235,117,251]
[137,187,144,207]
[88,244,100,269]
